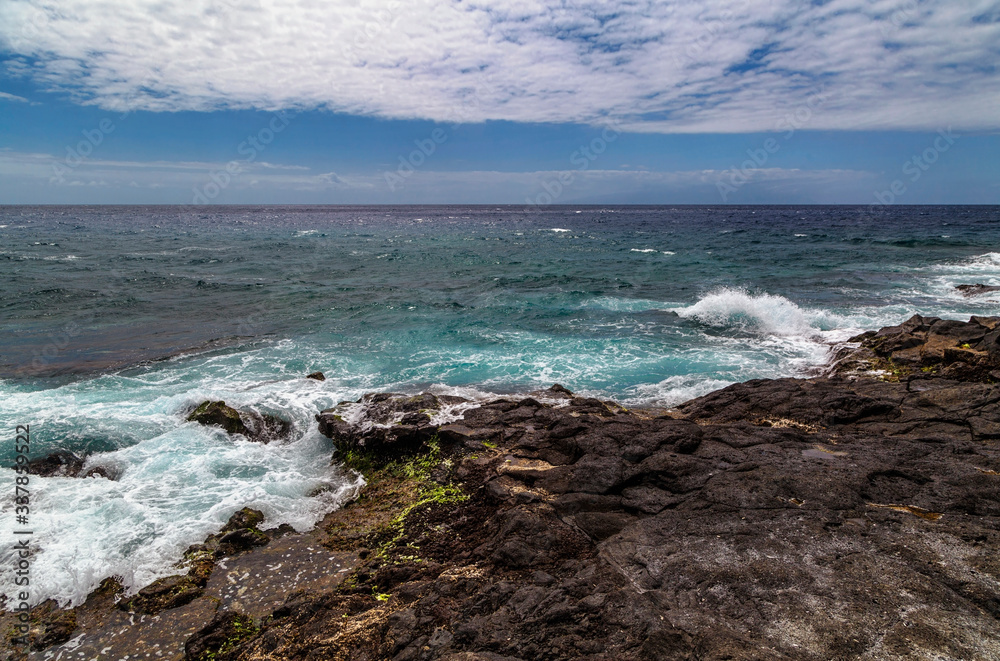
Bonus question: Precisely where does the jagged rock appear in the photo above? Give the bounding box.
[956,283,1000,297]
[188,400,246,435]
[222,507,265,532]
[306,371,326,381]
[244,367,1000,661]
[187,400,293,444]
[24,600,77,651]
[184,610,258,661]
[832,314,1000,382]
[121,575,204,615]
[25,450,85,477]
[317,392,451,466]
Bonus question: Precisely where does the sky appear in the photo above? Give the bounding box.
[0,0,998,205]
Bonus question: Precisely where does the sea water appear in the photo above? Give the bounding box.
[1,204,998,606]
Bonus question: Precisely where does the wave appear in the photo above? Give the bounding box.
[672,288,840,337]
[579,296,677,313]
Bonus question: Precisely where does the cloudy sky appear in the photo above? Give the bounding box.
[0,0,998,204]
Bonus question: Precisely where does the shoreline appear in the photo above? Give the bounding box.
[3,313,999,660]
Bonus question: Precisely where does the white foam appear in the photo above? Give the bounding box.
[550,228,571,232]
[627,375,735,408]
[580,296,676,313]
[630,248,658,253]
[673,288,832,337]
[0,354,368,608]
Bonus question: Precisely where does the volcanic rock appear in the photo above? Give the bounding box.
[187,400,293,444]
[957,283,1000,297]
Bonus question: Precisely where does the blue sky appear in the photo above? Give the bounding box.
[1,0,998,204]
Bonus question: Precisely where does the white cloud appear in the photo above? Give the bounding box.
[1,1,997,132]
[0,148,878,203]
[0,90,30,103]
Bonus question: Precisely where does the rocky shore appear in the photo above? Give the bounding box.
[4,315,1000,660]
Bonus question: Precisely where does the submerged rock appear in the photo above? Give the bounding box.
[187,400,293,444]
[25,450,85,477]
[23,451,121,481]
[188,400,246,434]
[306,371,326,381]
[956,283,1000,297]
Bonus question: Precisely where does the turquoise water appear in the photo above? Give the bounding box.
[1,204,999,606]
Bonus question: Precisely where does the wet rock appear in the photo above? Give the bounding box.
[208,507,270,556]
[223,507,265,532]
[254,328,1000,661]
[956,283,1000,297]
[82,464,121,480]
[306,371,326,380]
[188,400,293,444]
[121,575,203,615]
[188,400,246,435]
[184,610,258,661]
[23,600,77,651]
[25,450,84,477]
[218,528,269,555]
[317,392,444,467]
[832,314,1000,383]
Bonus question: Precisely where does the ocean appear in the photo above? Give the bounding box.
[1,204,999,607]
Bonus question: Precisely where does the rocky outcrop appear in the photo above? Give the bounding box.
[187,400,293,444]
[9,318,1000,661]
[832,314,1000,382]
[317,392,467,467]
[24,450,84,477]
[224,329,1000,661]
[23,450,119,480]
[957,284,1000,297]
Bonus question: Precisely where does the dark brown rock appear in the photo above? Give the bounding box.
[306,371,326,380]
[188,400,246,435]
[187,400,293,444]
[267,323,1000,660]
[956,283,1000,297]
[25,450,84,477]
[184,610,258,661]
[121,575,204,615]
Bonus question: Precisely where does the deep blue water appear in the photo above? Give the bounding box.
[1,204,998,606]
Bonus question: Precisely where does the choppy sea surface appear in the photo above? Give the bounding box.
[1,204,998,606]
